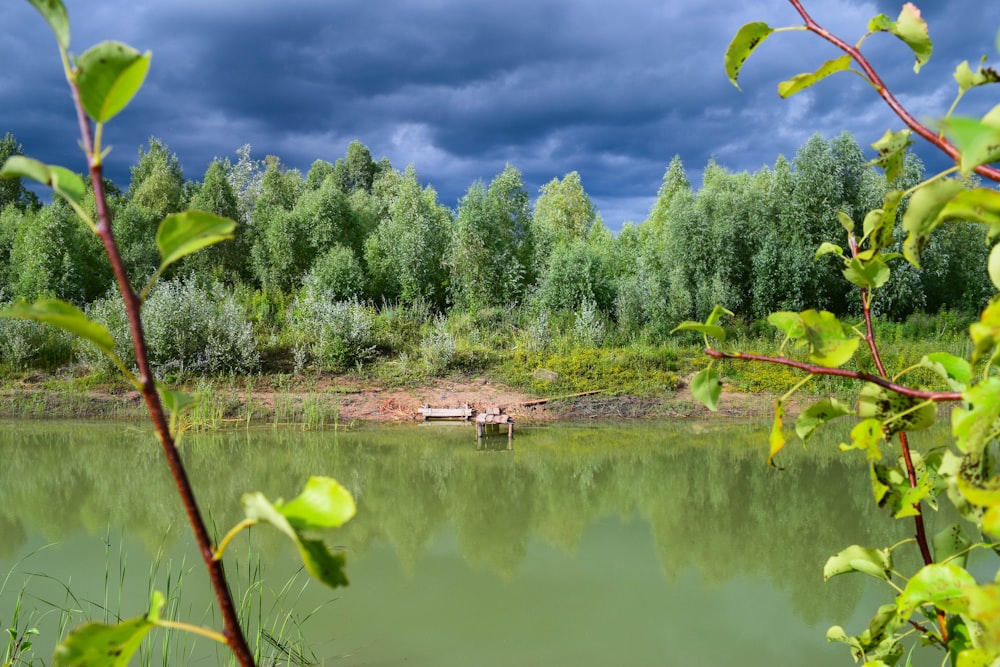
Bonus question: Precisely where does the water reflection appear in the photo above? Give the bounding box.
[0,419,953,664]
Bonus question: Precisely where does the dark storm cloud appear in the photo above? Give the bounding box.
[1,1,997,229]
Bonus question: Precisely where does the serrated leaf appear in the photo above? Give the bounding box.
[26,0,69,50]
[870,130,913,182]
[814,242,844,260]
[843,256,890,290]
[896,564,976,624]
[840,418,885,461]
[933,524,970,568]
[690,366,721,412]
[704,304,733,328]
[276,476,357,531]
[920,352,972,387]
[1,156,85,206]
[970,298,1000,366]
[768,399,786,469]
[75,41,151,123]
[157,384,194,415]
[837,210,855,233]
[990,244,1000,292]
[241,477,355,589]
[954,59,1000,93]
[54,591,163,667]
[799,309,860,368]
[939,107,1000,178]
[796,397,853,441]
[857,382,936,435]
[671,322,726,342]
[778,55,852,98]
[902,178,966,266]
[0,299,115,356]
[767,311,805,339]
[935,188,1000,233]
[155,210,236,274]
[868,4,932,73]
[823,545,892,582]
[953,378,1000,455]
[724,22,774,90]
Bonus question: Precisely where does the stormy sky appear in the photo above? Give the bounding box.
[1,1,996,230]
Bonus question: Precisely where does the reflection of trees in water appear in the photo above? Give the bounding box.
[0,420,948,625]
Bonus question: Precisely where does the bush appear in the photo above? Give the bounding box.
[303,244,365,301]
[81,280,259,377]
[288,288,376,370]
[0,313,74,371]
[420,315,456,374]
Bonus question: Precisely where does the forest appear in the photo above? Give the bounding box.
[0,129,990,381]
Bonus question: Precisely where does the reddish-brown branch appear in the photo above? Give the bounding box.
[788,0,1000,185]
[69,85,256,667]
[704,349,962,402]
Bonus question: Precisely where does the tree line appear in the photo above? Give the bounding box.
[0,129,990,368]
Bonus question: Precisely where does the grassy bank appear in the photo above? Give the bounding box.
[0,308,975,424]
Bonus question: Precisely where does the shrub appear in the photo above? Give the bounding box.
[288,288,376,370]
[0,313,74,371]
[303,244,365,301]
[420,315,456,374]
[80,280,259,377]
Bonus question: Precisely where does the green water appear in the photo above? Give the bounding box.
[0,419,963,665]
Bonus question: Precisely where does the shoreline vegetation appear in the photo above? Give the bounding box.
[0,312,971,426]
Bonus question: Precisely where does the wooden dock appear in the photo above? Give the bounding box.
[417,404,475,421]
[476,407,514,440]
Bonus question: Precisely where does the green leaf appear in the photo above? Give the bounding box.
[155,211,236,274]
[704,304,734,328]
[670,321,726,342]
[54,591,163,666]
[970,298,1000,365]
[837,210,855,234]
[939,106,1000,177]
[778,56,852,98]
[933,188,1000,237]
[990,244,1000,292]
[1,156,85,206]
[799,309,860,368]
[840,418,884,462]
[724,22,774,90]
[767,311,805,339]
[902,178,966,267]
[868,4,932,73]
[857,382,936,435]
[863,191,904,251]
[933,524,970,568]
[768,399,785,468]
[690,367,721,412]
[870,130,913,182]
[75,42,151,123]
[953,378,1000,455]
[276,476,357,531]
[954,58,1000,94]
[843,256,890,290]
[920,352,972,388]
[796,397,853,441]
[0,299,115,357]
[814,242,844,261]
[157,384,194,415]
[896,563,976,624]
[242,477,355,589]
[823,545,892,582]
[26,0,70,50]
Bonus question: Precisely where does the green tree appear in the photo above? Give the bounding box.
[248,157,305,289]
[0,133,40,211]
[363,166,450,307]
[447,165,533,310]
[184,159,247,284]
[533,171,597,276]
[332,140,380,194]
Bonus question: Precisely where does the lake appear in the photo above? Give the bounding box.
[0,418,967,665]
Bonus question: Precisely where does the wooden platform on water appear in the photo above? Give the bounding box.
[417,404,475,421]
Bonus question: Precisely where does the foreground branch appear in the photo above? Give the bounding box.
[704,349,963,402]
[788,0,1000,184]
